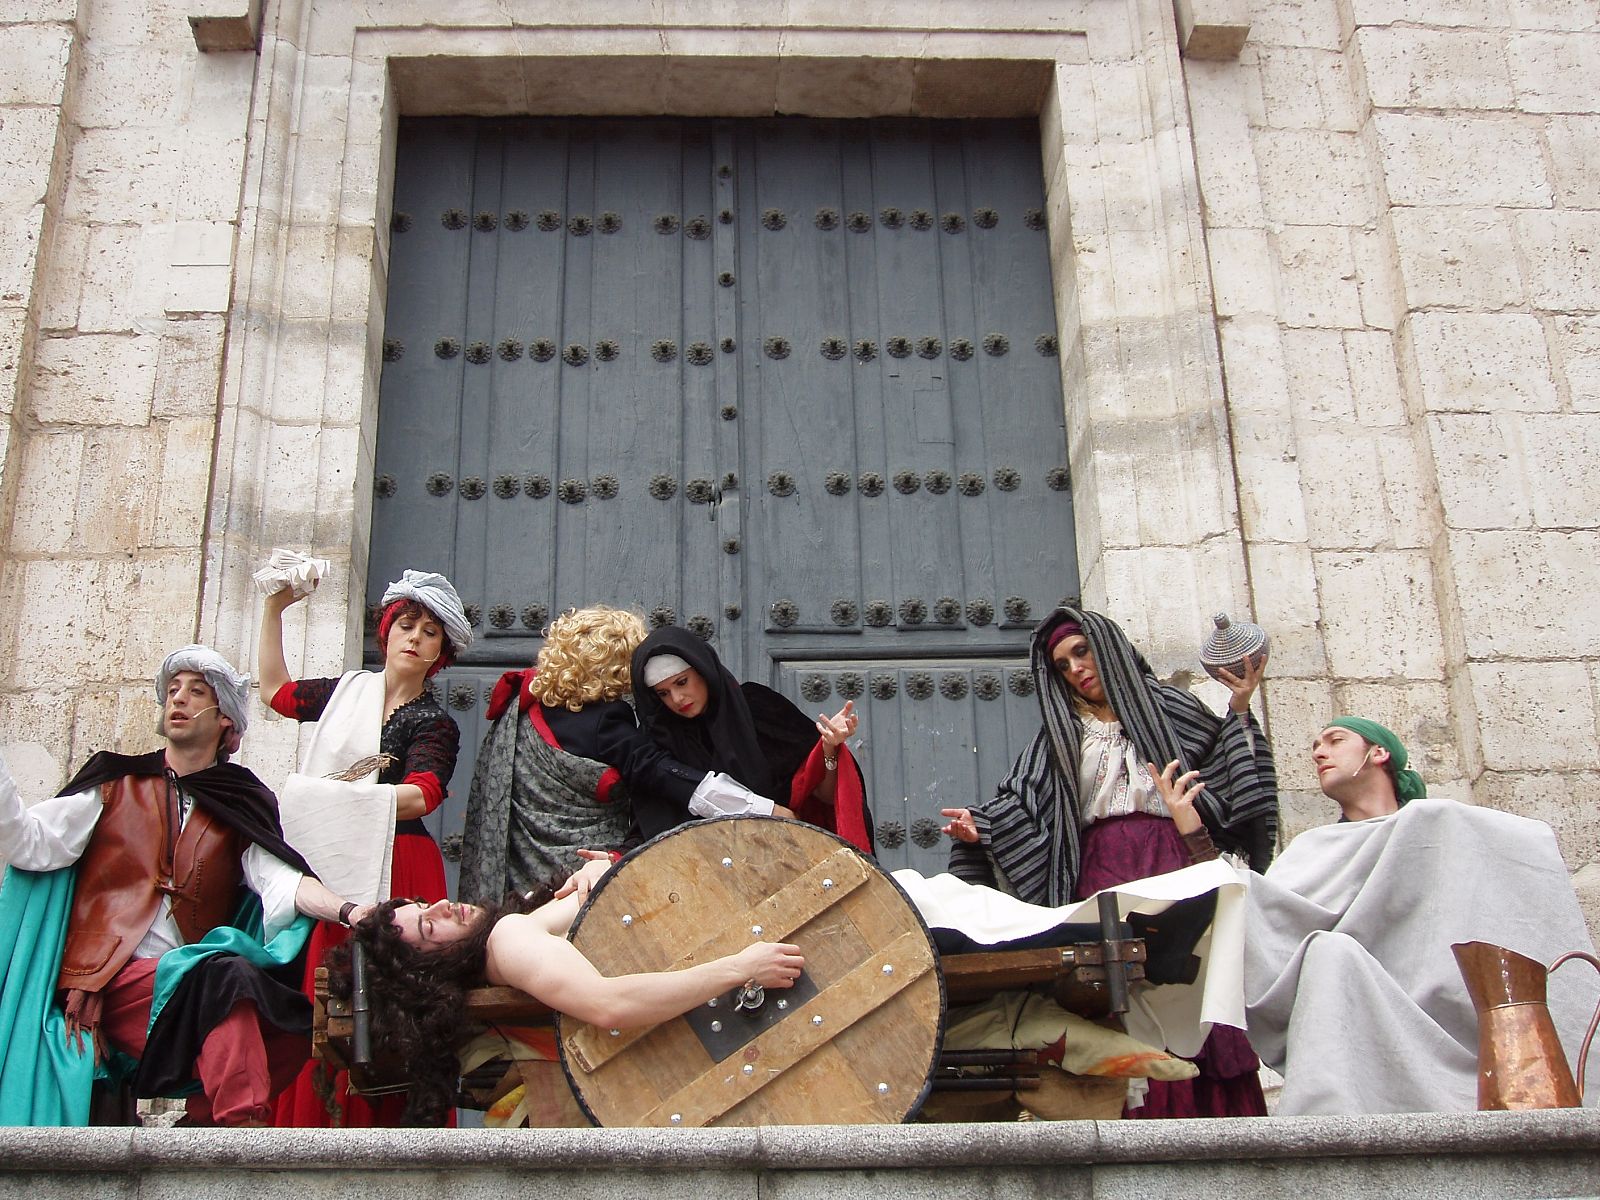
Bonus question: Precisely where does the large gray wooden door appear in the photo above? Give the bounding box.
[369,117,1077,884]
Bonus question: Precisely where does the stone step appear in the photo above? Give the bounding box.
[1,1110,1597,1199]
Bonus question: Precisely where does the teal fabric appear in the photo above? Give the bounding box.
[149,900,313,1029]
[1328,716,1427,803]
[0,865,92,1126]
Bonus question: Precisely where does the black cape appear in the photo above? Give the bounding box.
[59,749,312,875]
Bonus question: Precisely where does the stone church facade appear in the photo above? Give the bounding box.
[0,1,1595,920]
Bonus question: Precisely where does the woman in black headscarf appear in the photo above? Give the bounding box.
[629,628,873,853]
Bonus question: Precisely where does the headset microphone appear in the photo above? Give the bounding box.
[1351,749,1372,777]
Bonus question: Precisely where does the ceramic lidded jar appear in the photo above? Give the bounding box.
[1200,612,1270,682]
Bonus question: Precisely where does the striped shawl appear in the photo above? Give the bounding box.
[949,608,1278,906]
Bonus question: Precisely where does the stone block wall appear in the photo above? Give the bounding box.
[0,0,255,796]
[1185,0,1600,921]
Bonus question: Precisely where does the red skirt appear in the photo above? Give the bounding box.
[1075,812,1266,1119]
[273,830,453,1127]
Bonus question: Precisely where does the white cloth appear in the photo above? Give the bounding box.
[251,547,330,600]
[642,653,692,687]
[0,753,303,943]
[1244,799,1599,1115]
[687,771,775,819]
[894,861,1250,1058]
[275,670,396,904]
[1077,716,1166,827]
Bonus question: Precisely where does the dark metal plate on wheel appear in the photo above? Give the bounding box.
[682,970,821,1061]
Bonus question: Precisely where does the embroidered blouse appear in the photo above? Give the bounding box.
[1076,715,1169,828]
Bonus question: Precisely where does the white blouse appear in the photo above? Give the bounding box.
[1076,715,1170,828]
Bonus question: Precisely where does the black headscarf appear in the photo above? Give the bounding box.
[630,628,816,802]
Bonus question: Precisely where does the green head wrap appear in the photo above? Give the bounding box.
[1327,717,1426,804]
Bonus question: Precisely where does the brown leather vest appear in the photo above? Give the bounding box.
[57,772,248,993]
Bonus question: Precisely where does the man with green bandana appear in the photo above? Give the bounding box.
[1242,715,1597,1114]
[1308,716,1427,822]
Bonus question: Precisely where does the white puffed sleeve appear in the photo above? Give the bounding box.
[0,753,102,872]
[242,843,305,941]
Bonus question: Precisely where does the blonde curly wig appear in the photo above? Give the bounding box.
[528,605,648,711]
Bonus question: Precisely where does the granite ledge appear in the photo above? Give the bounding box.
[0,1109,1596,1172]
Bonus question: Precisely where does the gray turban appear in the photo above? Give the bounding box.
[157,644,251,753]
[381,569,473,651]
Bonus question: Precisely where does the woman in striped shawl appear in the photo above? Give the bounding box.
[944,606,1278,1118]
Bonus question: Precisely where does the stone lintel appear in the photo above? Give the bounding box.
[1174,0,1250,60]
[189,0,261,54]
[387,54,1055,119]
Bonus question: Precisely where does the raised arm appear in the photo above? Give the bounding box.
[256,587,302,701]
[806,699,858,807]
[0,752,102,872]
[485,912,803,1030]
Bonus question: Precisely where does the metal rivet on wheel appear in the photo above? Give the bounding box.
[609,1029,620,1037]
[670,1114,682,1125]
[877,1082,890,1095]
[711,1021,723,1033]
[708,997,718,1008]
[722,857,734,868]
[742,1064,755,1076]
[822,878,834,890]
[751,925,763,936]
[621,914,633,927]
[776,999,788,1010]
[882,964,894,975]
[811,1015,823,1026]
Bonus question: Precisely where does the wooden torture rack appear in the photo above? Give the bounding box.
[316,816,1148,1124]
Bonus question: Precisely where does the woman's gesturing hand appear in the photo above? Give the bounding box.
[734,941,805,989]
[816,698,858,751]
[940,807,979,843]
[1147,759,1205,835]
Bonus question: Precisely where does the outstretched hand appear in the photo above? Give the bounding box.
[1147,759,1205,835]
[816,699,858,751]
[941,807,979,843]
[734,941,805,989]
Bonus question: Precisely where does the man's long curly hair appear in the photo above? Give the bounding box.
[324,885,552,1126]
[528,605,647,711]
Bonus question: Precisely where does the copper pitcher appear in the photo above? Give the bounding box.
[1452,941,1600,1110]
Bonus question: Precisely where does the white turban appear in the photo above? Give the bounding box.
[157,644,251,754]
[642,653,692,687]
[381,569,473,651]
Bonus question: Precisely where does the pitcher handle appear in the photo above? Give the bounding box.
[1550,951,1600,1099]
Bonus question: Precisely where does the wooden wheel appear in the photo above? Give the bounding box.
[558,815,943,1126]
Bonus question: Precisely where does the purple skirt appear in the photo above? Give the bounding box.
[1076,812,1266,1119]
